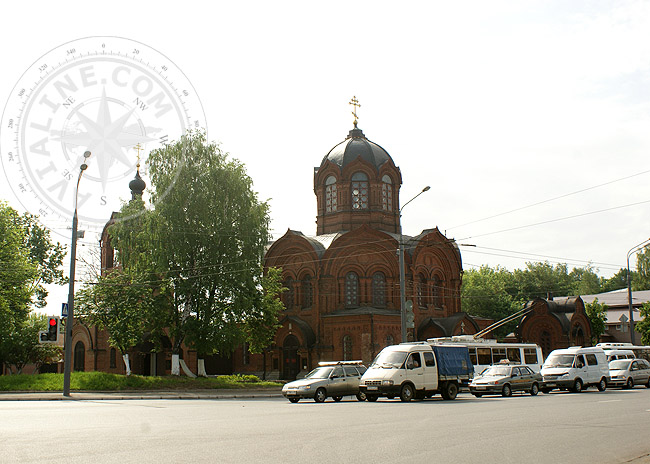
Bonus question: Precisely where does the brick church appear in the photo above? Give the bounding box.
[237,110,488,380]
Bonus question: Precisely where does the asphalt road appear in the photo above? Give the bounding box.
[2,388,649,464]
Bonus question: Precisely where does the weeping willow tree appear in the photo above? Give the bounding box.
[139,131,282,375]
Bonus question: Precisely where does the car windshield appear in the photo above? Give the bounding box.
[543,354,575,368]
[370,350,408,368]
[609,360,631,370]
[480,366,510,377]
[305,367,333,379]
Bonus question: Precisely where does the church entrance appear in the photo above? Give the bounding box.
[282,335,300,381]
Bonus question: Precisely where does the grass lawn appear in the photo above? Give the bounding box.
[0,371,282,392]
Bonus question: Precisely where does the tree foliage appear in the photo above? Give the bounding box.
[584,298,607,345]
[633,246,650,291]
[1,313,62,374]
[0,203,65,372]
[637,302,650,346]
[84,131,281,375]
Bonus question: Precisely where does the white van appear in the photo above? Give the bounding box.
[604,349,635,363]
[540,346,609,393]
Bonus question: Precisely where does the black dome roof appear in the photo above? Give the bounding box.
[321,126,393,171]
[129,169,146,198]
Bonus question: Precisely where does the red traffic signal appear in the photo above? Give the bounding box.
[47,317,59,342]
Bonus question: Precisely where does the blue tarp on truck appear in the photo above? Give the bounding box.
[431,345,474,376]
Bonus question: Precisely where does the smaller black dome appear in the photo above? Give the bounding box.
[129,169,146,199]
[321,126,393,171]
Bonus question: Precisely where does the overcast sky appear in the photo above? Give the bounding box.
[2,1,650,315]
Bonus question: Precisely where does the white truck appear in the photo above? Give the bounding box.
[358,342,474,402]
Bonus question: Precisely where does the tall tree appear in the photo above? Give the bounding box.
[512,262,574,301]
[461,266,522,338]
[637,302,650,345]
[632,246,650,291]
[601,268,628,293]
[584,298,607,345]
[568,265,603,296]
[109,131,279,375]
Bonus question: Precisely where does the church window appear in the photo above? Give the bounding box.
[301,275,313,309]
[325,176,337,213]
[417,274,427,308]
[343,335,353,361]
[372,272,386,307]
[74,341,85,372]
[282,278,294,309]
[381,175,393,211]
[351,172,369,210]
[432,276,443,308]
[110,348,117,368]
[386,334,394,347]
[345,272,359,307]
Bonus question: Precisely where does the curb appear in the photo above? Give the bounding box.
[0,389,283,401]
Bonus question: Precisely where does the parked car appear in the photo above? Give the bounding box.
[469,363,543,397]
[281,361,367,403]
[608,358,650,389]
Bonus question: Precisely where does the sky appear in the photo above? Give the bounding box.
[1,0,650,316]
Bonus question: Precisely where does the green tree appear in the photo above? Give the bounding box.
[568,265,603,296]
[76,268,163,375]
[633,246,650,291]
[512,262,574,301]
[461,266,521,338]
[601,268,628,293]
[637,302,650,345]
[109,131,279,376]
[1,313,62,374]
[584,298,607,345]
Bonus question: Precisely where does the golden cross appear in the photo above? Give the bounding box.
[349,96,361,127]
[134,143,143,168]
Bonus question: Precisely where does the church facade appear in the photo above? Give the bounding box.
[234,120,488,380]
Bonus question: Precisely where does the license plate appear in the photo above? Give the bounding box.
[476,386,486,390]
[367,386,378,391]
[286,391,297,396]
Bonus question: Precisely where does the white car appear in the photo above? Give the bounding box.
[281,361,367,403]
[608,358,650,389]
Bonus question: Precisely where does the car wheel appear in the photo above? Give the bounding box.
[625,378,634,389]
[597,378,607,392]
[502,384,512,397]
[400,383,415,402]
[288,398,300,403]
[572,379,583,393]
[356,391,367,401]
[366,395,378,402]
[333,396,343,402]
[530,382,539,396]
[314,388,327,403]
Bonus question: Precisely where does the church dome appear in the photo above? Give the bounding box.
[129,169,146,199]
[320,125,393,171]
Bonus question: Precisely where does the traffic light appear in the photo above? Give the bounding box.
[47,317,59,342]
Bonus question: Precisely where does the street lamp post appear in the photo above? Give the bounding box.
[626,237,650,345]
[63,151,91,397]
[399,186,430,343]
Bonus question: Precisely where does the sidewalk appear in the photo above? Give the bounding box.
[0,388,283,401]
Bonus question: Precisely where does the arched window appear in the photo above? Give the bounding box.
[282,278,294,309]
[325,176,337,213]
[343,335,353,361]
[386,334,394,347]
[381,175,393,211]
[345,272,359,307]
[351,172,369,210]
[74,341,85,372]
[110,348,117,368]
[417,273,427,308]
[432,276,443,308]
[372,272,386,307]
[301,275,313,309]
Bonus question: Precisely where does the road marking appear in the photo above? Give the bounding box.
[598,399,622,403]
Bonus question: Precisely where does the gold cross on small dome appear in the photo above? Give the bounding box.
[349,96,361,127]
[134,143,143,168]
